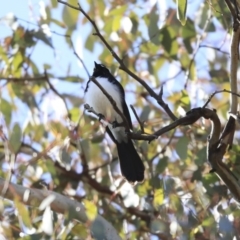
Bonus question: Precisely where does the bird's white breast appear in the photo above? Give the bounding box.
[85,77,123,123]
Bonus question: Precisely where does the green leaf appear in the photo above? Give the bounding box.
[24,30,36,47]
[59,148,72,165]
[147,59,154,75]
[108,5,127,16]
[153,188,164,208]
[51,0,58,8]
[160,26,178,57]
[153,57,166,77]
[29,59,40,75]
[150,176,161,189]
[62,4,78,30]
[196,3,212,30]
[12,51,23,77]
[130,12,139,35]
[0,45,9,63]
[140,105,151,122]
[1,99,12,125]
[180,90,190,110]
[147,4,160,45]
[32,30,53,48]
[195,147,207,165]
[169,193,183,213]
[14,198,32,228]
[189,60,197,81]
[83,200,97,221]
[43,64,51,70]
[9,123,22,153]
[81,139,90,161]
[150,219,167,233]
[182,18,196,39]
[112,15,121,31]
[58,76,83,83]
[21,233,43,240]
[69,107,80,122]
[71,223,88,239]
[156,156,168,174]
[50,18,66,28]
[182,19,196,53]
[176,136,189,160]
[91,134,104,143]
[137,180,151,197]
[43,159,57,177]
[85,33,95,51]
[177,0,187,25]
[22,89,38,110]
[202,216,215,227]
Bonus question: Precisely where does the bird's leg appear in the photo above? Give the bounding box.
[98,113,105,121]
[112,120,120,128]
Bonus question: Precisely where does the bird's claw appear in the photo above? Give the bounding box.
[98,113,105,121]
[112,120,119,128]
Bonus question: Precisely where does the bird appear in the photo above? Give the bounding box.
[84,62,145,183]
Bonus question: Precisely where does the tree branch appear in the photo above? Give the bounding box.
[0,177,121,240]
[229,27,240,113]
[130,105,145,133]
[0,76,47,82]
[203,89,240,108]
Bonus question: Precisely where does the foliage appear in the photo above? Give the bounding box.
[0,0,240,239]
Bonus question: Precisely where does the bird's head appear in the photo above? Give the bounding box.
[92,62,111,78]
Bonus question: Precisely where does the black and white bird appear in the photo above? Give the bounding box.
[84,62,145,183]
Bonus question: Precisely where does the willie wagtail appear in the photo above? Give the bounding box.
[84,62,145,183]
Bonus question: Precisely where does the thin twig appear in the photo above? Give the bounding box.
[44,70,70,118]
[203,89,240,108]
[130,105,145,133]
[68,38,90,77]
[184,10,212,88]
[0,76,47,82]
[199,45,229,55]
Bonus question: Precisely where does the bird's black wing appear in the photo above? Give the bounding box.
[108,75,133,129]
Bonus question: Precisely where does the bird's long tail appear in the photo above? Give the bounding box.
[116,141,145,183]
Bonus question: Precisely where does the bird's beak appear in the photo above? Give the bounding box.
[94,61,98,67]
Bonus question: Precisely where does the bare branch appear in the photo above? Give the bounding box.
[44,70,70,118]
[199,44,229,55]
[130,105,145,133]
[0,76,47,82]
[229,27,240,113]
[203,89,240,108]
